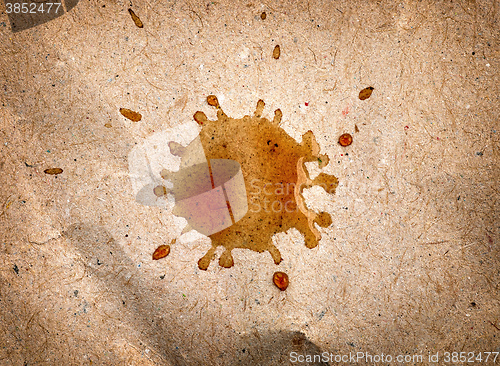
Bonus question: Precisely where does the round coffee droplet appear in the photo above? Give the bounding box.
[338,133,353,147]
[273,271,289,291]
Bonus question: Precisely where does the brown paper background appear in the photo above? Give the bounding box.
[0,0,498,364]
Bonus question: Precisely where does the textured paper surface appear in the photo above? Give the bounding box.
[0,0,499,364]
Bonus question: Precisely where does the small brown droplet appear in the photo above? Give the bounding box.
[104,123,112,128]
[359,86,374,100]
[354,124,359,133]
[207,95,219,107]
[152,239,175,260]
[260,11,267,20]
[128,8,144,28]
[273,271,289,291]
[44,168,63,175]
[152,245,170,260]
[120,108,142,122]
[338,133,353,147]
[273,45,280,59]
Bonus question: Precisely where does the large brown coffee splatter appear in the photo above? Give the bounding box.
[165,96,338,270]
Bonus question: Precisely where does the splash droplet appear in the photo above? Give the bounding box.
[338,133,353,147]
[273,271,289,291]
[359,86,374,100]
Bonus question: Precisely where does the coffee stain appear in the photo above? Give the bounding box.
[273,45,281,59]
[359,86,374,100]
[120,108,142,122]
[128,8,144,28]
[207,95,219,107]
[166,96,338,270]
[44,168,63,175]
[273,271,289,291]
[152,239,174,260]
[338,133,353,147]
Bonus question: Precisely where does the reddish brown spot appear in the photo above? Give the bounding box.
[44,168,63,175]
[273,271,289,291]
[128,8,144,28]
[273,45,281,59]
[338,133,353,147]
[207,95,219,108]
[359,86,374,100]
[120,108,142,122]
[260,11,267,20]
[152,239,175,260]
